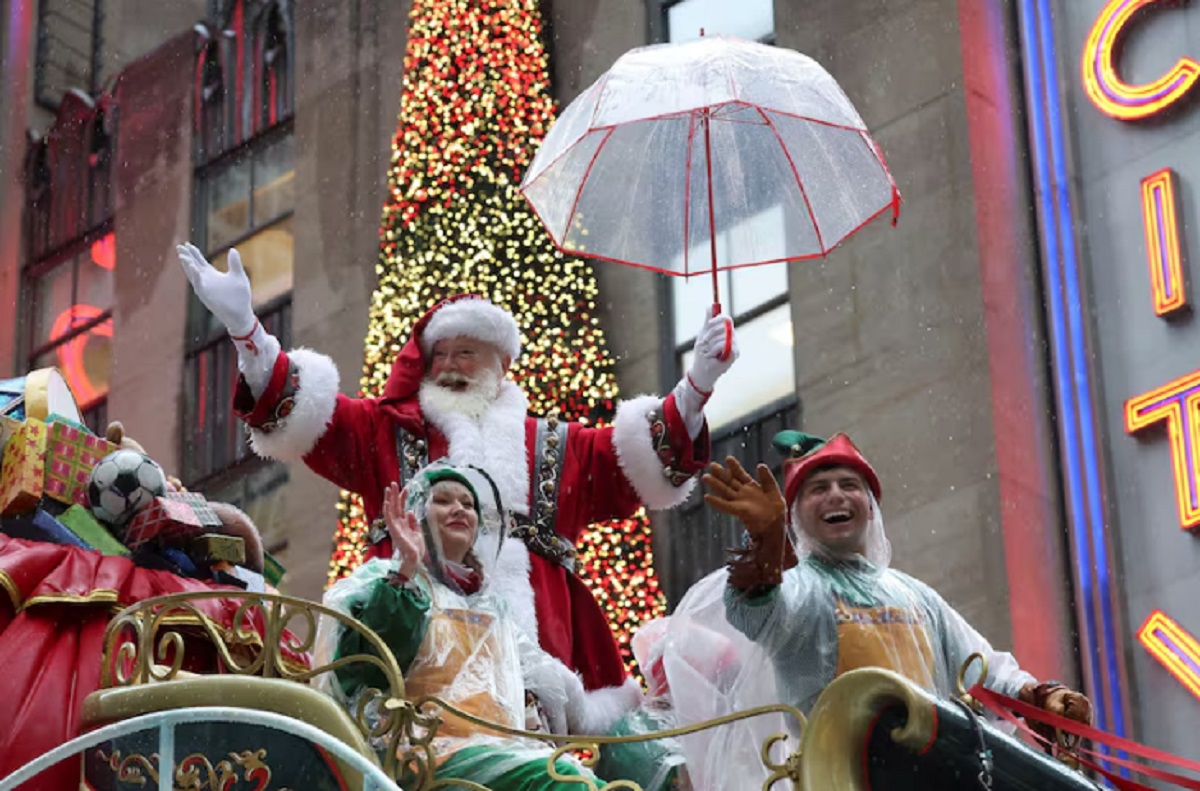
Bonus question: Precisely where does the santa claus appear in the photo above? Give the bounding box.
[177,243,738,692]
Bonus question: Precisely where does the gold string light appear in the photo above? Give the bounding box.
[328,0,666,672]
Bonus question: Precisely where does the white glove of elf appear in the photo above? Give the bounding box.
[673,307,739,439]
[177,243,280,397]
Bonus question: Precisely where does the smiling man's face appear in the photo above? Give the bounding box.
[794,465,873,558]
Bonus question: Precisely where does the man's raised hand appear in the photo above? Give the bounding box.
[702,456,786,538]
[176,243,256,337]
[383,482,424,579]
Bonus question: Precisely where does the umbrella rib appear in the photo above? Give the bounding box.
[588,72,612,130]
[760,106,869,134]
[756,107,826,253]
[683,112,696,277]
[564,128,614,242]
[521,129,611,195]
[862,131,903,223]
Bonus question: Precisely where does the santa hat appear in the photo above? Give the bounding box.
[419,297,522,362]
[775,430,882,508]
[383,294,522,403]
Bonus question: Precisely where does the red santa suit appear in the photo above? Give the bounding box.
[232,296,709,690]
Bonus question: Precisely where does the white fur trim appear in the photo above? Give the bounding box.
[420,298,522,362]
[420,379,531,516]
[478,534,538,645]
[612,394,696,510]
[248,348,340,462]
[566,676,643,735]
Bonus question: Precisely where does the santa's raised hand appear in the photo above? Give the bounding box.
[176,243,279,396]
[383,482,424,580]
[177,243,255,336]
[673,307,740,438]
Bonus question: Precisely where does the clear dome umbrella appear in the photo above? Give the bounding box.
[520,35,900,357]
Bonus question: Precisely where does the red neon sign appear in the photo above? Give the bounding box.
[1082,0,1200,121]
[1138,609,1200,699]
[89,231,115,271]
[1125,368,1200,529]
[49,304,111,406]
[1140,168,1188,316]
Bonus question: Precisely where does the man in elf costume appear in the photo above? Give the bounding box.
[703,430,1093,732]
[177,243,736,691]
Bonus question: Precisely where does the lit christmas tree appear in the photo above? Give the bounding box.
[326,0,666,671]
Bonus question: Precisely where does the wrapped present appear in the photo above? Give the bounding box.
[212,563,265,593]
[43,420,119,508]
[0,419,48,515]
[1,507,91,550]
[57,504,129,556]
[132,544,200,578]
[188,533,246,566]
[0,416,20,456]
[0,368,83,423]
[122,493,220,550]
[164,491,221,527]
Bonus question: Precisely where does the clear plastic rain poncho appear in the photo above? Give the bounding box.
[313,463,589,781]
[647,586,794,790]
[661,490,1036,785]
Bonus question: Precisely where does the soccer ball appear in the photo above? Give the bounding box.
[88,449,167,526]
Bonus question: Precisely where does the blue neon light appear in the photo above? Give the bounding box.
[1017,0,1128,742]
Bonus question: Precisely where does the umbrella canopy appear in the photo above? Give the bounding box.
[520,36,900,285]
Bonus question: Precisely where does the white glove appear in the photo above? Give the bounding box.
[177,243,257,337]
[177,243,279,398]
[672,308,739,439]
[687,307,738,393]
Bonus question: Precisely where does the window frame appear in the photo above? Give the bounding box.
[34,0,105,110]
[22,95,117,429]
[183,0,296,486]
[647,0,777,45]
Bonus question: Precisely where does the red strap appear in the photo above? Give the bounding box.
[970,685,1200,790]
[970,688,1165,790]
[686,373,712,399]
[970,685,1200,774]
[230,317,261,342]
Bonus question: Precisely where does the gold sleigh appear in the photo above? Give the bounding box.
[79,590,979,791]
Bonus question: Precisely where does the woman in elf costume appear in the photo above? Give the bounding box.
[315,463,638,789]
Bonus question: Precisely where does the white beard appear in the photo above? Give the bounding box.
[418,373,538,649]
[418,375,531,517]
[419,367,502,421]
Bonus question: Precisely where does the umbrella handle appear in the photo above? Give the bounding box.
[713,302,733,362]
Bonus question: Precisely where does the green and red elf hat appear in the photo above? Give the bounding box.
[774,430,882,509]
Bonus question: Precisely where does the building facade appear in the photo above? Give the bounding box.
[3,0,1198,761]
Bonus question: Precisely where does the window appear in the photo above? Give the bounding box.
[659,398,800,606]
[649,0,799,602]
[183,0,295,486]
[649,0,775,45]
[659,0,792,432]
[193,0,294,163]
[34,0,104,109]
[671,207,794,430]
[23,93,116,434]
